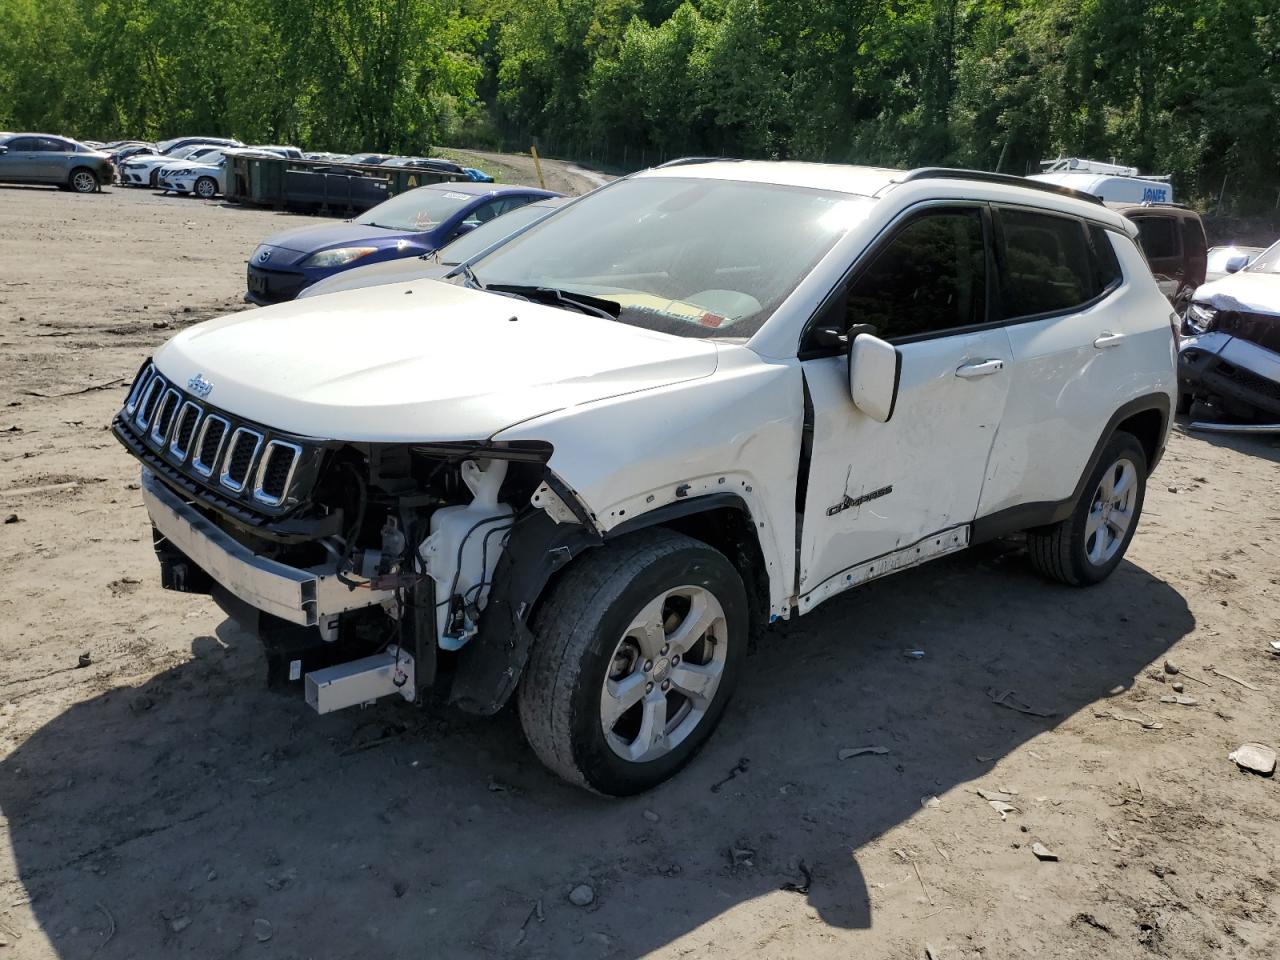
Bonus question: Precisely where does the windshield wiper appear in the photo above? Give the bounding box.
[484,283,621,321]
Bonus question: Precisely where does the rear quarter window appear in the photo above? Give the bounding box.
[1089,225,1123,291]
[998,208,1095,318]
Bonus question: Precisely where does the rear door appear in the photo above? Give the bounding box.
[32,137,73,183]
[976,209,1131,519]
[796,204,1013,612]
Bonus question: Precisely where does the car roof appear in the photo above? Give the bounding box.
[638,159,902,196]
[638,159,1131,230]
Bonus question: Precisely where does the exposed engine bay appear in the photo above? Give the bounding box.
[111,359,599,715]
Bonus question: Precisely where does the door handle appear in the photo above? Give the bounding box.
[955,359,1005,379]
[1093,331,1125,349]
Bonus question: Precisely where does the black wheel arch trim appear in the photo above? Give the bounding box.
[972,392,1170,543]
[450,491,752,716]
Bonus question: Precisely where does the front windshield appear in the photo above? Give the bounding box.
[468,176,867,339]
[355,187,476,231]
[439,203,556,265]
[1244,240,1280,275]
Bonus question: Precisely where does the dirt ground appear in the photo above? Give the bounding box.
[1,183,1279,960]
[436,148,611,194]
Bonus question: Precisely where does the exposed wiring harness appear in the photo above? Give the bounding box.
[334,462,368,591]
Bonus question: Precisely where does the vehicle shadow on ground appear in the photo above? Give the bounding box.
[1,540,1192,958]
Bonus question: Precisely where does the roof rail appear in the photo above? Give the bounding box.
[656,156,742,168]
[900,167,1106,206]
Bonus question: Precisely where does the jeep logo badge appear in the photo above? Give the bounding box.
[187,374,213,398]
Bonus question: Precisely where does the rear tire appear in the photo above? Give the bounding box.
[517,530,747,795]
[1027,431,1147,586]
[1175,391,1193,416]
[69,168,98,193]
[195,176,217,199]
[149,168,160,187]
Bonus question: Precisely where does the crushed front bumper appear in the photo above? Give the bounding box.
[1179,332,1280,418]
[140,467,392,626]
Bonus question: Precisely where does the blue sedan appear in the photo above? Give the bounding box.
[245,181,557,304]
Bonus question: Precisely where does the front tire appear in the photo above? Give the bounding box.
[195,176,217,199]
[1027,431,1148,586]
[518,530,747,795]
[69,168,98,193]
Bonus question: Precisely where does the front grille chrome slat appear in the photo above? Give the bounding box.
[219,427,264,493]
[191,415,230,477]
[252,440,303,507]
[167,401,204,462]
[134,375,168,429]
[124,363,155,417]
[148,388,182,446]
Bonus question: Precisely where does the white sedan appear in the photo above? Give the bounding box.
[120,145,223,187]
[159,147,298,198]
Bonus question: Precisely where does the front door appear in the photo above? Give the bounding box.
[0,136,40,181]
[796,205,1012,613]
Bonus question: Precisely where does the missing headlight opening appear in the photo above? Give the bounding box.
[111,378,571,710]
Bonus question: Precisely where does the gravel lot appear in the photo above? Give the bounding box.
[1,183,1279,960]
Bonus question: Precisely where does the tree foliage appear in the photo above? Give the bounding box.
[0,0,1276,207]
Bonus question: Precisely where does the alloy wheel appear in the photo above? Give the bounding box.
[599,585,728,763]
[1085,457,1138,565]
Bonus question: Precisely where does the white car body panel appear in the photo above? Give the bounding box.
[798,327,1013,611]
[496,346,802,618]
[152,281,718,442]
[1191,269,1280,315]
[978,232,1177,515]
[298,256,449,298]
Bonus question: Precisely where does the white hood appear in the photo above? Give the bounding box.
[153,281,719,441]
[1193,271,1280,315]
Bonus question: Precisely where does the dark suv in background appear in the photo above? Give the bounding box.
[0,133,114,193]
[1109,202,1208,313]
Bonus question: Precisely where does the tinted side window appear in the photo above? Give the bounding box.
[999,209,1094,317]
[844,208,987,340]
[8,137,39,151]
[37,138,68,152]
[1089,225,1123,291]
[1132,216,1178,260]
[1179,216,1206,260]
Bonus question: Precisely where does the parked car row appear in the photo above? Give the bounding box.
[0,130,495,199]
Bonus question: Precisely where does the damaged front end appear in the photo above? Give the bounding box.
[1180,301,1280,421]
[113,360,602,716]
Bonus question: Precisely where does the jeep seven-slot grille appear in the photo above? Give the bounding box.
[115,362,314,515]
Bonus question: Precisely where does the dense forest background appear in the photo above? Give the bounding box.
[1,0,1277,210]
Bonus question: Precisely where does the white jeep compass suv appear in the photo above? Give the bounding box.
[112,161,1177,794]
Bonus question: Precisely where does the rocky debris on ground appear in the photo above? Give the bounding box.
[568,884,594,907]
[838,745,889,760]
[253,919,273,942]
[1031,842,1059,861]
[1229,742,1277,776]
